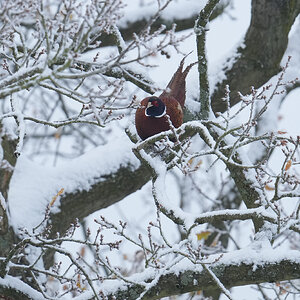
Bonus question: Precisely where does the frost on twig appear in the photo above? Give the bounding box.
[1,58,297,299]
[0,0,190,159]
[0,1,299,299]
[133,60,300,228]
[4,194,299,300]
[130,63,300,298]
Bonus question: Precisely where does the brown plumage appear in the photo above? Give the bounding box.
[135,57,197,140]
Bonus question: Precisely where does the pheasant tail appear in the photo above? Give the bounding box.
[160,56,197,108]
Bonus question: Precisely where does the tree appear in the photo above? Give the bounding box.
[0,0,300,299]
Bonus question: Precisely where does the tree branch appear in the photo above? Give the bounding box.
[195,0,221,120]
[0,127,18,245]
[50,163,151,237]
[92,1,230,48]
[108,254,300,300]
[211,0,300,113]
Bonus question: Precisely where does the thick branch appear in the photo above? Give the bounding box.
[211,0,300,113]
[41,160,151,269]
[2,253,299,300]
[109,255,300,299]
[95,1,230,47]
[0,285,31,300]
[51,163,151,236]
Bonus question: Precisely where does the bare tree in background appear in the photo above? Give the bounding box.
[0,0,300,299]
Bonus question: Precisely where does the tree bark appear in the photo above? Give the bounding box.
[0,129,19,255]
[40,162,152,268]
[96,1,230,47]
[50,163,151,236]
[2,253,299,300]
[211,0,300,113]
[109,256,300,300]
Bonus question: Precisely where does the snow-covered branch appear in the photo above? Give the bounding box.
[1,1,300,299]
[195,0,221,120]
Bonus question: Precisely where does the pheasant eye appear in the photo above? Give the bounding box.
[153,100,158,107]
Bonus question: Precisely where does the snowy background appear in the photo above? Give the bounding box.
[4,0,300,299]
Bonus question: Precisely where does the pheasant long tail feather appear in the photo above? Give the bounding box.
[160,55,198,108]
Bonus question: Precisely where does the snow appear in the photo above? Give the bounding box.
[207,0,251,90]
[11,97,26,156]
[2,0,300,299]
[279,87,300,134]
[8,132,139,231]
[0,275,44,299]
[168,247,300,278]
[119,0,206,28]
[278,15,300,135]
[215,247,300,267]
[82,247,300,298]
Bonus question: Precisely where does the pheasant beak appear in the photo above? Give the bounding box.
[146,102,153,108]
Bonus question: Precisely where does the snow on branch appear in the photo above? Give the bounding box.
[1,201,299,300]
[195,0,221,120]
[107,250,300,299]
[0,0,191,158]
[8,133,139,231]
[129,64,300,298]
[0,1,299,299]
[4,57,295,299]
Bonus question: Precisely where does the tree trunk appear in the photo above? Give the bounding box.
[211,0,300,113]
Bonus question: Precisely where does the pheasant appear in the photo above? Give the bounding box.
[135,57,196,140]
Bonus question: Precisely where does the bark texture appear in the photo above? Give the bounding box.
[97,1,230,47]
[51,163,151,235]
[1,1,300,299]
[0,130,18,255]
[211,0,300,113]
[110,258,300,300]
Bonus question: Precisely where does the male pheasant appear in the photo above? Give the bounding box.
[135,58,196,140]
